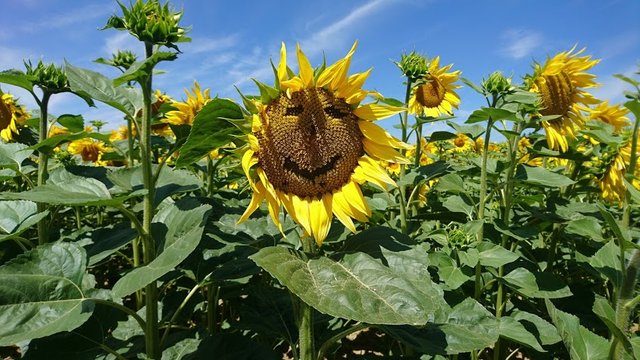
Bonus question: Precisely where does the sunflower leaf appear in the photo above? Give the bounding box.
[514,164,575,187]
[252,79,280,104]
[113,51,178,86]
[0,69,34,91]
[175,98,245,167]
[111,198,211,297]
[0,242,94,346]
[251,246,448,325]
[545,299,610,360]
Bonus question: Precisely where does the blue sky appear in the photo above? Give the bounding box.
[1,0,639,135]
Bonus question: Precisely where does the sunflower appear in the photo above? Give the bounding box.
[527,47,599,152]
[0,93,30,142]
[68,138,111,165]
[600,138,639,204]
[585,101,630,134]
[239,42,407,246]
[408,56,461,117]
[164,81,211,126]
[406,137,438,166]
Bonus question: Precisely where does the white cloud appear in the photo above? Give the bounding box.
[599,31,640,60]
[183,34,239,54]
[0,46,31,70]
[500,29,543,59]
[300,0,393,57]
[592,65,638,103]
[18,3,113,33]
[103,32,143,57]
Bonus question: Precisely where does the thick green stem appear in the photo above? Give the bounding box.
[36,92,51,245]
[207,283,220,334]
[298,236,316,360]
[613,250,640,357]
[398,79,413,234]
[474,119,494,299]
[493,125,521,360]
[126,115,136,167]
[140,41,160,360]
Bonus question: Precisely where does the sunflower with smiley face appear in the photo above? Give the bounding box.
[239,42,407,246]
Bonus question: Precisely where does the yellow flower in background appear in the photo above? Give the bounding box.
[110,125,130,141]
[0,93,30,142]
[450,132,473,152]
[517,137,543,166]
[406,137,438,166]
[600,139,640,204]
[240,42,407,246]
[164,81,211,126]
[528,47,599,152]
[68,138,111,165]
[408,56,461,117]
[384,161,401,175]
[48,125,69,137]
[586,101,630,133]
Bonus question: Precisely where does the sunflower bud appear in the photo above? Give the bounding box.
[105,0,190,48]
[396,51,429,82]
[482,71,512,95]
[25,60,68,93]
[113,50,138,70]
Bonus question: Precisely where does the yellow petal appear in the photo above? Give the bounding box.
[310,195,332,246]
[335,181,370,221]
[292,195,312,236]
[238,181,265,223]
[241,149,258,184]
[363,138,409,164]
[353,103,405,121]
[353,156,396,190]
[297,44,314,88]
[278,42,288,85]
[331,193,357,233]
[358,120,409,149]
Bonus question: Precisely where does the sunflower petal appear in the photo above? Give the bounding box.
[310,195,332,246]
[353,156,396,190]
[363,138,409,164]
[297,44,314,88]
[238,181,265,224]
[353,103,405,121]
[358,120,409,149]
[278,42,288,85]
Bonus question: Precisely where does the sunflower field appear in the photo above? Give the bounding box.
[1,1,640,359]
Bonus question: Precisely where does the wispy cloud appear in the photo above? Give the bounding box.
[183,34,239,54]
[300,0,393,57]
[592,65,638,103]
[223,0,395,92]
[0,46,31,70]
[598,31,640,60]
[500,29,543,59]
[103,33,143,57]
[18,3,113,33]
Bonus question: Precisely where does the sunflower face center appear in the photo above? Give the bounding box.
[536,71,575,117]
[0,98,12,131]
[415,76,446,108]
[257,87,364,199]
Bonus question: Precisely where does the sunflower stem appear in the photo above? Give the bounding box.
[126,115,136,167]
[36,92,51,245]
[140,41,160,360]
[474,116,494,300]
[398,79,413,234]
[298,236,316,360]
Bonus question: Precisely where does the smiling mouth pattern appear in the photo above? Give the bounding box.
[284,155,341,181]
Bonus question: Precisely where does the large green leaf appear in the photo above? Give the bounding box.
[175,98,245,167]
[592,295,635,358]
[113,51,178,86]
[112,199,212,297]
[251,246,448,325]
[0,242,94,346]
[585,240,624,288]
[546,299,610,360]
[84,222,139,266]
[499,316,544,352]
[515,165,575,187]
[384,298,499,355]
[503,268,572,298]
[0,175,130,206]
[0,69,34,91]
[107,165,202,205]
[428,251,471,290]
[65,62,141,116]
[511,310,561,345]
[565,216,605,242]
[477,241,519,268]
[0,200,48,242]
[0,142,31,172]
[167,333,279,360]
